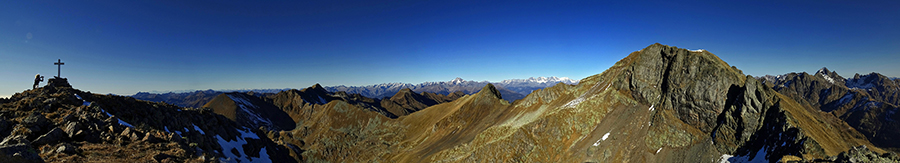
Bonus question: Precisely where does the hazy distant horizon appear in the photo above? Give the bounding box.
[2,1,899,97]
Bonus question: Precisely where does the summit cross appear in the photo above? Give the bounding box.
[54,59,65,78]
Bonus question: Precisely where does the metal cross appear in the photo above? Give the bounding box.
[54,59,65,78]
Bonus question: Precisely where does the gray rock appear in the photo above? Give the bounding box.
[63,122,81,138]
[0,118,8,133]
[142,132,162,143]
[32,128,67,145]
[55,143,76,154]
[0,135,31,146]
[0,144,43,162]
[153,153,174,163]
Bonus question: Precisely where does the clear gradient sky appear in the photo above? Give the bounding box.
[2,1,899,97]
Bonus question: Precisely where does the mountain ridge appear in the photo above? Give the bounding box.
[132,76,577,108]
[270,43,898,162]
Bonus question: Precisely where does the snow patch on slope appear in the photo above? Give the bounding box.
[193,124,206,135]
[719,146,769,163]
[215,128,268,163]
[847,77,875,89]
[838,93,854,104]
[74,94,91,106]
[226,94,273,129]
[821,75,836,84]
[562,96,584,109]
[99,109,134,128]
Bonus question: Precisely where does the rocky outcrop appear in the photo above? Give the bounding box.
[0,81,298,162]
[820,145,900,162]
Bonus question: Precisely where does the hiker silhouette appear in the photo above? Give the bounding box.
[33,74,44,89]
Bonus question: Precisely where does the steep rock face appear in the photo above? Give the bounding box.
[765,68,900,151]
[614,43,746,133]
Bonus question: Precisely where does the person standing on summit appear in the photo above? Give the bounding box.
[33,74,43,89]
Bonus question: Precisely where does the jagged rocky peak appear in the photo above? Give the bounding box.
[616,43,745,112]
[815,67,845,84]
[310,83,326,92]
[477,83,502,99]
[816,67,833,75]
[847,72,891,89]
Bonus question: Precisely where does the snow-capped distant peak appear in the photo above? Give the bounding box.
[451,77,465,84]
[816,67,830,75]
[500,76,579,84]
[690,49,705,52]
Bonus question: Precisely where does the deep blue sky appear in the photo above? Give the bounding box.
[2,0,899,97]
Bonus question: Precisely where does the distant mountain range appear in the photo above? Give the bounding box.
[132,77,579,108]
[325,77,578,101]
[4,43,900,162]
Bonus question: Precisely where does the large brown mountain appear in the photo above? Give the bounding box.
[760,67,900,152]
[268,43,899,162]
[202,93,296,131]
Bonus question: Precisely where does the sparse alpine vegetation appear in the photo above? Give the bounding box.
[3,44,899,162]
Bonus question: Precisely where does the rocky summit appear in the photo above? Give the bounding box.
[3,43,899,162]
[0,79,296,162]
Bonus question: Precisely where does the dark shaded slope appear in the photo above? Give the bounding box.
[202,93,296,131]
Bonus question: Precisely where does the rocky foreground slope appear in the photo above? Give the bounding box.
[0,80,297,162]
[271,43,900,162]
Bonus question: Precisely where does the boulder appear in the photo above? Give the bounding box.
[63,122,81,138]
[0,118,9,136]
[153,153,175,163]
[22,113,50,133]
[0,144,43,162]
[32,128,67,146]
[47,77,71,88]
[142,132,162,143]
[55,143,76,154]
[0,135,31,146]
